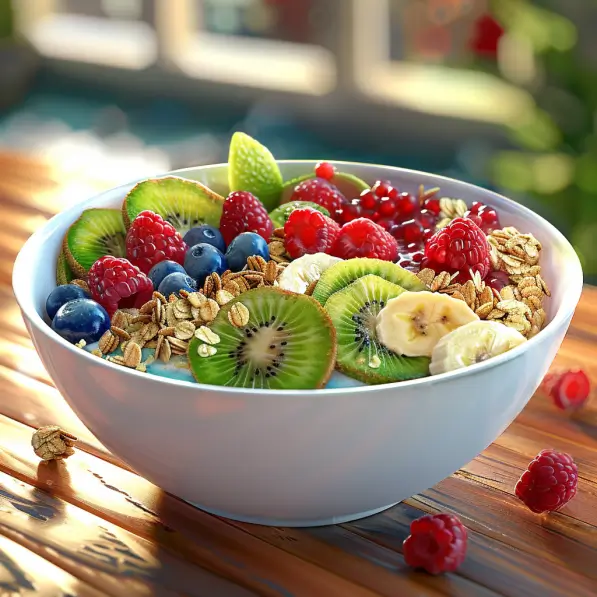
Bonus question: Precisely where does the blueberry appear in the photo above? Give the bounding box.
[148,260,186,289]
[45,284,91,320]
[158,272,197,298]
[51,298,110,345]
[183,225,226,253]
[184,243,228,285]
[225,232,270,272]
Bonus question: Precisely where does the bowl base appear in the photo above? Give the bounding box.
[184,501,399,527]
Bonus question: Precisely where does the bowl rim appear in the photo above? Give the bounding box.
[13,160,584,396]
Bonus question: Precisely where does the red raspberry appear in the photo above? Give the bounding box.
[219,191,273,246]
[421,217,490,283]
[289,178,347,221]
[331,218,398,261]
[125,210,188,274]
[284,208,340,259]
[403,513,468,575]
[88,256,154,317]
[314,161,336,180]
[515,449,578,513]
[540,369,591,412]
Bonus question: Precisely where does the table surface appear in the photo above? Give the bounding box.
[1,150,596,597]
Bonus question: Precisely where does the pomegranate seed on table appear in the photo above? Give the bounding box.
[515,449,578,513]
[540,369,591,411]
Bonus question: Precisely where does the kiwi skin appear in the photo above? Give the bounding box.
[187,287,337,390]
[122,176,225,230]
[56,250,74,285]
[63,208,127,278]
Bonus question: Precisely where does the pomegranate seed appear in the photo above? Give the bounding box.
[400,219,424,244]
[338,199,363,224]
[372,180,393,198]
[388,187,400,200]
[395,192,418,217]
[486,270,510,292]
[378,197,396,216]
[418,209,437,228]
[423,197,441,215]
[423,228,435,241]
[411,251,424,262]
[315,161,336,180]
[377,218,394,231]
[469,201,483,215]
[360,190,378,211]
[540,369,591,412]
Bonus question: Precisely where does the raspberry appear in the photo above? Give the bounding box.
[314,161,336,180]
[88,256,154,317]
[331,218,398,261]
[421,217,490,283]
[540,369,591,412]
[403,513,468,575]
[125,210,188,274]
[289,178,347,221]
[284,208,340,259]
[515,449,578,513]
[219,191,273,246]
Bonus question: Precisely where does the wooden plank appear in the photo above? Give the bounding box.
[346,492,597,597]
[0,532,107,597]
[0,414,386,597]
[0,471,256,597]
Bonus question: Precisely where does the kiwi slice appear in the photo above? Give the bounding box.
[280,172,370,204]
[228,132,284,211]
[122,176,224,234]
[188,287,337,390]
[312,258,426,305]
[56,250,74,285]
[268,201,330,228]
[325,274,430,384]
[64,208,127,277]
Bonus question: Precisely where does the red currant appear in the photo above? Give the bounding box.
[314,161,336,180]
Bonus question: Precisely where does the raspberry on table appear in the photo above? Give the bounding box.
[331,217,398,261]
[403,513,468,575]
[284,208,340,259]
[289,178,347,221]
[421,217,491,284]
[88,256,154,317]
[125,210,188,274]
[515,449,578,513]
[540,369,591,412]
[219,191,273,246]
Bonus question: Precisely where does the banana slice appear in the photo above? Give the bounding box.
[278,253,342,294]
[376,291,478,357]
[429,320,526,375]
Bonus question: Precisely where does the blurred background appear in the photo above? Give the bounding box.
[1,0,596,282]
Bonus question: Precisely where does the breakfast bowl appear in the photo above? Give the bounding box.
[13,152,583,527]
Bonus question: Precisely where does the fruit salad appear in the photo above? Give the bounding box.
[46,133,551,390]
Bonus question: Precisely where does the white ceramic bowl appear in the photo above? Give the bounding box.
[13,161,583,527]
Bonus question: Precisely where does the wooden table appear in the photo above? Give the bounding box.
[0,151,596,596]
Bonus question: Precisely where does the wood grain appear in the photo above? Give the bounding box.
[0,151,596,596]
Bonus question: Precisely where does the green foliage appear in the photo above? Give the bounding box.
[478,0,597,278]
[0,0,14,40]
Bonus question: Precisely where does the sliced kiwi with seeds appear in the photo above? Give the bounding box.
[122,176,224,235]
[64,208,127,277]
[188,287,337,390]
[56,249,74,285]
[324,274,430,384]
[268,200,330,228]
[280,172,370,204]
[312,258,426,306]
